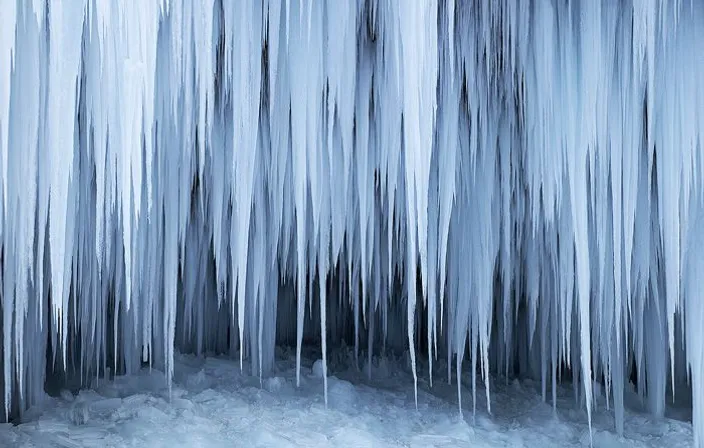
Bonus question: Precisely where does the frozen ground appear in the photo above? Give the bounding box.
[0,348,693,447]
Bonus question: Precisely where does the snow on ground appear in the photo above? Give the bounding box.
[0,348,693,447]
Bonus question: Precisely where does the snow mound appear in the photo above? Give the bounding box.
[312,359,325,378]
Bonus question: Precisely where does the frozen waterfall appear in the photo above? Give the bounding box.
[1,0,703,444]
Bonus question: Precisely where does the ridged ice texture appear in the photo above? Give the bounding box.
[1,0,703,443]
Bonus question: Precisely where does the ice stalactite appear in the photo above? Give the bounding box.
[1,0,704,445]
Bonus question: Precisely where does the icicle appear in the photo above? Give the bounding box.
[47,0,86,367]
[0,0,16,230]
[229,0,263,371]
[1,4,704,445]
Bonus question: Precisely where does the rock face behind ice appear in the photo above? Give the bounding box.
[592,380,603,400]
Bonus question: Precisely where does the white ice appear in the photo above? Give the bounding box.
[0,349,693,447]
[0,0,703,446]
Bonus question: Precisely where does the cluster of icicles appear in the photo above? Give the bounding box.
[1,0,703,444]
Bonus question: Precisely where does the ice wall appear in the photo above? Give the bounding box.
[1,0,703,443]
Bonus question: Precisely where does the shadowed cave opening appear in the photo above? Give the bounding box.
[16,261,689,431]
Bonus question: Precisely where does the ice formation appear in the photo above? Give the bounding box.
[0,0,703,444]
